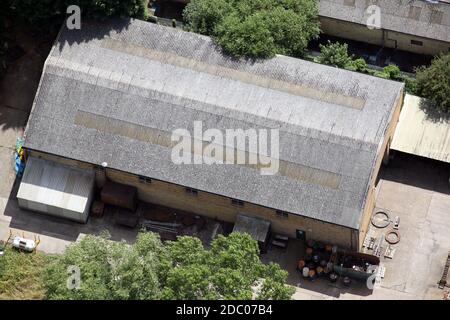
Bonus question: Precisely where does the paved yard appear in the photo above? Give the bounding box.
[263,153,450,300]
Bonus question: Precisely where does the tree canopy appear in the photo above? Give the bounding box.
[183,0,320,59]
[416,53,450,114]
[43,232,170,299]
[43,232,294,300]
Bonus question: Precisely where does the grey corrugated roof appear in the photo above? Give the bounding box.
[24,18,404,229]
[319,0,450,43]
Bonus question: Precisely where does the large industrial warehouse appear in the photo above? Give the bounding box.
[20,18,404,251]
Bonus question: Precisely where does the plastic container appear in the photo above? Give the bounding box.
[302,267,310,278]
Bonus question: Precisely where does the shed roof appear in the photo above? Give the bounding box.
[24,18,404,229]
[17,157,95,213]
[391,94,450,163]
[319,0,450,43]
[233,214,271,243]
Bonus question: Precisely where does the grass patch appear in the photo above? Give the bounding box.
[0,242,51,300]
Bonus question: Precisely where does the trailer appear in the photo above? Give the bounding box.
[331,249,380,282]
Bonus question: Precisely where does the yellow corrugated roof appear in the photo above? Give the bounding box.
[391,94,450,163]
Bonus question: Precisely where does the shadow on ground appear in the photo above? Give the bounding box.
[380,151,449,195]
[418,99,450,123]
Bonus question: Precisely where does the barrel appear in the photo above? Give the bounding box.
[316,266,324,275]
[302,267,310,278]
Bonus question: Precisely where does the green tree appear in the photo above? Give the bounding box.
[43,232,169,300]
[163,233,294,300]
[314,41,354,68]
[183,0,320,59]
[43,232,293,300]
[214,13,277,59]
[183,0,231,35]
[416,53,450,114]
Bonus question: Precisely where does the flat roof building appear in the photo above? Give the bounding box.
[22,19,404,250]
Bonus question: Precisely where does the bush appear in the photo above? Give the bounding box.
[416,53,450,114]
[347,58,368,73]
[380,64,402,81]
[183,0,320,59]
[315,41,371,74]
[314,41,353,68]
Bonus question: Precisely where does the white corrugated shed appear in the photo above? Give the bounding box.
[391,94,450,163]
[17,157,95,223]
